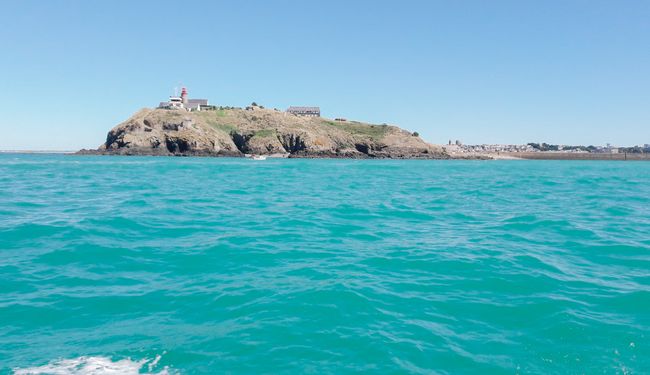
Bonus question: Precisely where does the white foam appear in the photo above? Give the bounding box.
[13,355,173,375]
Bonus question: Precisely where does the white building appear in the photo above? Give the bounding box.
[158,87,210,111]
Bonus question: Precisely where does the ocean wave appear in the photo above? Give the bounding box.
[2,155,650,373]
[13,355,173,375]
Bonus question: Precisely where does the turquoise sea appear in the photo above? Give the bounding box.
[1,154,649,374]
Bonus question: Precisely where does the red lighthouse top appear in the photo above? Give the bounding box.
[181,87,187,97]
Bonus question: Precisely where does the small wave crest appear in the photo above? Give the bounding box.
[13,354,173,375]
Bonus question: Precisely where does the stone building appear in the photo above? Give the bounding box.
[287,106,320,117]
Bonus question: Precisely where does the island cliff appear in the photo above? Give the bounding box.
[81,106,450,159]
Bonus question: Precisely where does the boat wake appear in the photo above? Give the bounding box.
[13,355,173,375]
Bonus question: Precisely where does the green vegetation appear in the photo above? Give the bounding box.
[528,142,589,152]
[212,123,238,134]
[194,111,238,134]
[253,129,277,138]
[526,142,650,153]
[322,120,388,140]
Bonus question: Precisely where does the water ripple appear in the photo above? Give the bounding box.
[1,155,649,373]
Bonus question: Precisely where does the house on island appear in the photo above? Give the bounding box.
[287,106,320,117]
[158,87,214,111]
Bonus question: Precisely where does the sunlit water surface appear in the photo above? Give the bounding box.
[1,155,649,374]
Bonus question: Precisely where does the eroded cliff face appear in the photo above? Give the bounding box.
[98,109,240,156]
[86,107,448,159]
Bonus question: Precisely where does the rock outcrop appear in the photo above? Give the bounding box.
[81,107,450,159]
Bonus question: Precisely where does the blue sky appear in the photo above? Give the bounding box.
[0,0,648,150]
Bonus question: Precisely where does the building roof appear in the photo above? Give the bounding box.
[185,99,209,109]
[287,106,320,112]
[188,99,208,105]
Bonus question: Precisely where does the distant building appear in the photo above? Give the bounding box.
[158,87,210,111]
[160,96,183,109]
[186,99,208,111]
[287,106,320,117]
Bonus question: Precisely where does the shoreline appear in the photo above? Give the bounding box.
[3,150,649,161]
[495,152,650,161]
[74,150,650,161]
[74,149,459,160]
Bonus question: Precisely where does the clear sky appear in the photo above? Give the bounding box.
[1,0,648,150]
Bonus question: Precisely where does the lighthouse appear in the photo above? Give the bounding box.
[158,87,210,111]
[181,87,188,107]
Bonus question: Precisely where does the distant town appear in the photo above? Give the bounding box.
[445,140,650,155]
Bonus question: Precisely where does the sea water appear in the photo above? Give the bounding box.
[1,154,649,374]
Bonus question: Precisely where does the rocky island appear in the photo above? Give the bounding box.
[80,105,450,159]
